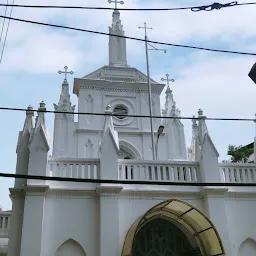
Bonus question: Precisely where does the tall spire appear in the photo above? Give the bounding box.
[108,0,128,67]
[54,66,75,120]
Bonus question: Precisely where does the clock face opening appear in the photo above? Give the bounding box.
[113,104,128,120]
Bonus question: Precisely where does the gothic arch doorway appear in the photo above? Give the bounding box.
[122,199,226,256]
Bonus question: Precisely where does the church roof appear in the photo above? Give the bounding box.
[81,65,159,84]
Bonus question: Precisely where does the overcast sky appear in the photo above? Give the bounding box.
[0,0,256,210]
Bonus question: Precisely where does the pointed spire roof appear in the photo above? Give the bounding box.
[29,101,50,150]
[102,105,119,151]
[109,7,128,67]
[54,79,75,120]
[16,105,34,152]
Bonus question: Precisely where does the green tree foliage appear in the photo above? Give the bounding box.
[227,144,254,163]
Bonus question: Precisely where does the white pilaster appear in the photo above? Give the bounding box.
[20,186,48,256]
[7,189,25,256]
[97,188,122,256]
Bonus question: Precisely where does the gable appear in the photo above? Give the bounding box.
[82,65,159,84]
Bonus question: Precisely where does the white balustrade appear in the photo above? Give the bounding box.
[0,214,11,236]
[48,158,100,179]
[118,160,200,182]
[220,164,256,183]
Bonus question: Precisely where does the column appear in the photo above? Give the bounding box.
[20,186,48,256]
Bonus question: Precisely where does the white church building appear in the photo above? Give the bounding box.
[1,5,256,256]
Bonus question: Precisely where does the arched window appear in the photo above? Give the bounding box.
[238,238,256,256]
[118,149,133,159]
[132,218,201,256]
[55,239,86,256]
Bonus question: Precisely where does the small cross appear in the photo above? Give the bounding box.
[138,22,153,39]
[161,74,175,87]
[108,0,124,9]
[58,66,74,80]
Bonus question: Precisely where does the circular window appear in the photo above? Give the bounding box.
[113,104,128,119]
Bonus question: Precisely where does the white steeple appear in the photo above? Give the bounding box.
[54,66,75,120]
[108,6,128,67]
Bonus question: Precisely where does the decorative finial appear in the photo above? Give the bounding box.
[40,101,46,108]
[108,0,124,9]
[198,109,203,116]
[161,73,175,88]
[26,105,34,116]
[105,105,112,113]
[58,66,74,81]
[192,115,197,125]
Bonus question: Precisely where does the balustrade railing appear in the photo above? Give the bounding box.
[118,160,200,182]
[48,158,100,179]
[0,213,11,236]
[220,164,256,183]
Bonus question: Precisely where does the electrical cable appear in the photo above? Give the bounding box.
[0,1,255,11]
[0,0,9,44]
[0,15,255,56]
[0,172,255,186]
[0,0,14,64]
[0,106,255,122]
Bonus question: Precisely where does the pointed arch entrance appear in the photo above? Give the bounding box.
[122,199,226,256]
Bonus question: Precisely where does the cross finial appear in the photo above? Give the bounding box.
[58,66,74,81]
[138,22,153,39]
[161,74,175,87]
[108,0,124,9]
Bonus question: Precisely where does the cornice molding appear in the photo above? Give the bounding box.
[77,85,162,95]
[9,188,25,199]
[25,185,49,196]
[199,187,229,198]
[96,185,123,196]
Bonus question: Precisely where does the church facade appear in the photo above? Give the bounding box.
[2,5,256,256]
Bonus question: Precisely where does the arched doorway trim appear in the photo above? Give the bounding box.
[119,140,142,160]
[55,238,86,256]
[122,199,226,256]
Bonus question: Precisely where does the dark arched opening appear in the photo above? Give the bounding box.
[132,217,201,256]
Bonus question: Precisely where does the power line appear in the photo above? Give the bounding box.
[0,106,255,122]
[0,0,14,64]
[0,0,9,44]
[0,15,255,56]
[0,1,255,11]
[0,172,255,187]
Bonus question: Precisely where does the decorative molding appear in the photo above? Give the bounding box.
[25,185,49,196]
[9,188,25,199]
[119,189,202,199]
[78,85,162,95]
[96,185,123,195]
[47,189,97,198]
[199,187,229,198]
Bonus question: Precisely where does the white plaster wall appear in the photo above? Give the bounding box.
[41,196,99,256]
[225,198,256,256]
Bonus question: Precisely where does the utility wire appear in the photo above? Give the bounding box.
[0,0,14,64]
[0,1,255,11]
[0,0,9,44]
[0,15,255,56]
[0,106,255,122]
[0,172,255,186]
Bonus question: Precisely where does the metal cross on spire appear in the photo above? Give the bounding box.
[138,22,153,40]
[161,74,175,87]
[108,0,124,9]
[58,66,74,81]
